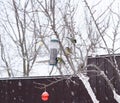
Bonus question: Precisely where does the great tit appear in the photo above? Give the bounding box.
[66,37,77,44]
[56,57,65,65]
[65,47,72,55]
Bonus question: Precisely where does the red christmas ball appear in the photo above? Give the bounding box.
[41,91,49,101]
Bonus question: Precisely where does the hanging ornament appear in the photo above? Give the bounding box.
[41,91,49,101]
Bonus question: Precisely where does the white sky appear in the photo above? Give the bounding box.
[0,0,120,77]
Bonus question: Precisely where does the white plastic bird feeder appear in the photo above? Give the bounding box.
[49,39,59,65]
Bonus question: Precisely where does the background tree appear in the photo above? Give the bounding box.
[0,0,120,102]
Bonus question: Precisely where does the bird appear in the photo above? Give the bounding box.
[65,47,72,55]
[38,41,44,46]
[66,37,77,44]
[56,57,65,65]
[36,41,43,46]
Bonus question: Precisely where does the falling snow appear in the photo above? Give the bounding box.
[71,91,75,96]
[18,81,22,87]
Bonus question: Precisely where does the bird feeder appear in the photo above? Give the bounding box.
[41,91,49,101]
[49,39,59,65]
